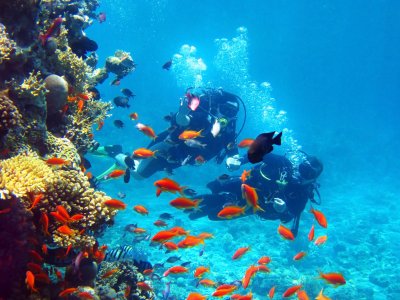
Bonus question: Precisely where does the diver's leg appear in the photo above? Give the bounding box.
[133,141,175,179]
[95,163,120,182]
[188,194,239,221]
[206,176,242,195]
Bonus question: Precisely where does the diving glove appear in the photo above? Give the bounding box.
[226,154,241,171]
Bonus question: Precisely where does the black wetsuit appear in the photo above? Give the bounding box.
[136,89,240,178]
[189,154,316,236]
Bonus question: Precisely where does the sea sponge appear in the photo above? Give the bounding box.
[0,90,22,138]
[0,153,117,248]
[0,24,16,65]
[45,74,68,115]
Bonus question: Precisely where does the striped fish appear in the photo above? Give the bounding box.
[104,245,152,273]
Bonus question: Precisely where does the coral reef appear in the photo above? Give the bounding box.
[97,261,155,300]
[0,153,117,247]
[0,90,22,139]
[0,24,16,65]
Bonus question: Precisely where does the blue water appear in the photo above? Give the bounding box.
[86,1,400,299]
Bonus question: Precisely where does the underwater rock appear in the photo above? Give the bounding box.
[45,74,68,116]
[105,50,136,79]
[90,67,109,85]
[369,272,390,288]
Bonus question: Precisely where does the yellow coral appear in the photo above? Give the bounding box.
[0,152,55,197]
[14,70,47,99]
[56,46,91,93]
[45,132,81,167]
[0,153,117,248]
[0,24,16,64]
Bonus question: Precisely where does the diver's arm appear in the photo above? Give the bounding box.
[175,99,191,127]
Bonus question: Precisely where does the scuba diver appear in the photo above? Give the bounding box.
[90,87,246,184]
[188,152,323,236]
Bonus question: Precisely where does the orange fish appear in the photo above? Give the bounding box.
[134,205,149,215]
[217,205,246,219]
[198,278,217,287]
[241,184,264,212]
[151,230,178,243]
[257,256,271,265]
[101,268,119,278]
[169,226,190,236]
[216,284,237,291]
[212,288,236,297]
[25,271,38,292]
[277,224,295,240]
[179,129,203,140]
[170,197,201,209]
[41,244,48,255]
[27,262,43,274]
[97,120,104,130]
[293,251,307,261]
[77,99,84,113]
[311,208,328,228]
[136,123,157,139]
[70,214,84,222]
[242,265,258,289]
[35,273,51,284]
[77,292,94,299]
[241,169,252,183]
[318,271,346,286]
[133,227,147,234]
[231,293,253,300]
[314,235,328,246]
[297,290,309,300]
[57,225,75,236]
[143,269,153,275]
[238,138,254,148]
[85,172,93,179]
[0,207,11,214]
[315,289,331,300]
[50,211,68,224]
[232,246,250,260]
[55,269,63,281]
[28,193,44,210]
[106,169,125,179]
[308,224,315,241]
[256,265,270,273]
[58,287,78,297]
[29,250,44,263]
[154,220,168,227]
[177,235,204,248]
[163,266,189,277]
[282,285,302,298]
[46,157,70,166]
[103,199,127,210]
[187,292,207,300]
[129,112,139,120]
[163,241,179,251]
[197,232,214,240]
[56,205,71,220]
[133,148,157,158]
[137,281,153,291]
[154,177,186,196]
[268,286,276,299]
[124,285,131,298]
[194,266,209,278]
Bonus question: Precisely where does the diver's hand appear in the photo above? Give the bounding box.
[176,99,191,126]
[226,154,241,171]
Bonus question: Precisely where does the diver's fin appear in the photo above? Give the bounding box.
[273,132,282,146]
